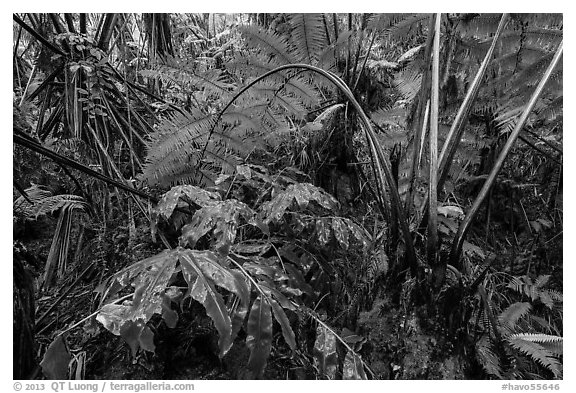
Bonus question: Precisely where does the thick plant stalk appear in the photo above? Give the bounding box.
[204,63,419,275]
[405,14,436,214]
[14,133,159,203]
[449,40,563,268]
[418,101,430,167]
[438,13,509,191]
[427,14,441,272]
[13,14,66,57]
[97,13,118,51]
[416,13,509,231]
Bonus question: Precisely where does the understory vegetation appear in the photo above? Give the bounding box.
[13,13,562,380]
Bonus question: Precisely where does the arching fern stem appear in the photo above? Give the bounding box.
[199,63,418,276]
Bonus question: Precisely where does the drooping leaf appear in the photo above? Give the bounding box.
[269,297,296,351]
[314,218,332,246]
[230,296,249,344]
[246,295,273,378]
[332,218,350,250]
[313,324,338,379]
[40,336,71,380]
[343,351,367,380]
[179,250,233,357]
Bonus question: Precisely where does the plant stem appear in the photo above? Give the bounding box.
[427,14,441,281]
[449,40,563,268]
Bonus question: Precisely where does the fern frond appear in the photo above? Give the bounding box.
[534,275,551,288]
[227,54,320,107]
[498,302,532,332]
[507,336,562,378]
[457,14,504,38]
[511,333,563,356]
[14,185,53,217]
[140,59,232,95]
[387,14,428,41]
[515,14,562,29]
[142,110,251,187]
[252,82,308,119]
[476,335,503,378]
[317,30,353,71]
[367,14,406,33]
[239,25,295,65]
[289,14,327,65]
[370,107,408,128]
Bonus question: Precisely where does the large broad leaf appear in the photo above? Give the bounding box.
[119,319,155,357]
[152,185,221,239]
[178,248,250,346]
[260,183,338,224]
[313,325,338,379]
[180,200,266,254]
[177,249,250,306]
[98,250,178,325]
[40,336,71,379]
[178,250,233,357]
[342,351,367,380]
[96,250,179,351]
[246,295,273,378]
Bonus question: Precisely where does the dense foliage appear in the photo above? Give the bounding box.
[13,13,562,380]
